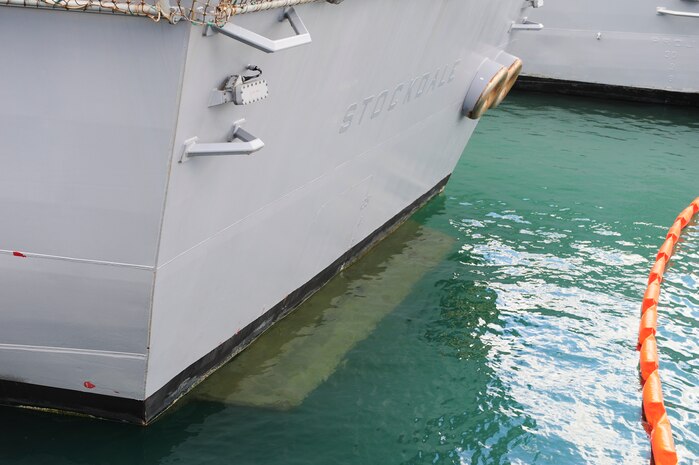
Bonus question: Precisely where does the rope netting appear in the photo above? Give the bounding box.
[0,0,322,24]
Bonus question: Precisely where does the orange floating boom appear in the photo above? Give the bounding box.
[642,370,665,428]
[665,221,682,244]
[651,415,678,465]
[647,257,667,285]
[641,281,661,314]
[656,238,675,262]
[639,334,659,382]
[637,198,697,465]
[676,206,694,228]
[638,305,657,349]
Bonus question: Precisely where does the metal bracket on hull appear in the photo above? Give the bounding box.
[509,18,544,31]
[180,119,264,162]
[208,67,269,107]
[657,7,699,18]
[204,7,311,53]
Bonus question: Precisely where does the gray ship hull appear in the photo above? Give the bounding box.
[507,0,699,102]
[0,0,525,423]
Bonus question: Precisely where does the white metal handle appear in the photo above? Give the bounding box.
[205,7,311,53]
[181,121,264,162]
[657,6,699,17]
[510,19,544,31]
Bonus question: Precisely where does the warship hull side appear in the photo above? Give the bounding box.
[507,0,699,102]
[0,0,525,423]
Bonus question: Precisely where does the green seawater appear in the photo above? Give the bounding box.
[2,93,698,465]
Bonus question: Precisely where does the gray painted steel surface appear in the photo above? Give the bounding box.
[507,0,699,93]
[0,0,526,419]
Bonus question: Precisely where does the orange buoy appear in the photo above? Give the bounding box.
[642,282,661,313]
[676,206,694,228]
[638,305,658,349]
[665,221,682,244]
[656,238,675,262]
[640,334,659,381]
[651,414,679,465]
[642,370,665,427]
[647,256,667,285]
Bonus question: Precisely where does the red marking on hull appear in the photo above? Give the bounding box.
[12,252,26,258]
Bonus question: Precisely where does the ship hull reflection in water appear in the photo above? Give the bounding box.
[191,219,455,409]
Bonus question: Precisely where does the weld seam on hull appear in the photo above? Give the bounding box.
[0,249,154,270]
[0,344,146,361]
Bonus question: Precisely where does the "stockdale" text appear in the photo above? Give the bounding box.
[339,59,461,134]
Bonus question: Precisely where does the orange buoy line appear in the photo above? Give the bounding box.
[637,197,699,465]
